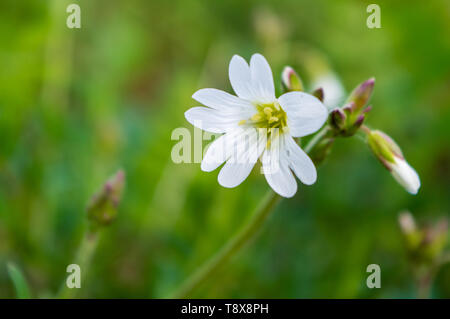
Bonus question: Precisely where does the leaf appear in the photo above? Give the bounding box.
[7,262,31,299]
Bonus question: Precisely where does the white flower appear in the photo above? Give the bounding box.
[185,54,328,198]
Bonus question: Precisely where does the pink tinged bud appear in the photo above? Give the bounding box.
[353,114,365,129]
[347,77,375,112]
[312,87,324,102]
[281,66,304,92]
[87,169,126,227]
[329,108,346,130]
[342,102,355,116]
[367,130,420,194]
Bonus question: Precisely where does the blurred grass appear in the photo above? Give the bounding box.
[0,0,449,298]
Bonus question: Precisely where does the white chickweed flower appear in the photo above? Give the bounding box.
[185,54,328,197]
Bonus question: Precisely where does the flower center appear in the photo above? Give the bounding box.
[244,101,288,131]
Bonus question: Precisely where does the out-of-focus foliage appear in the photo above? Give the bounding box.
[0,0,449,298]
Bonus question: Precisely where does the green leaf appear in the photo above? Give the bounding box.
[7,263,31,299]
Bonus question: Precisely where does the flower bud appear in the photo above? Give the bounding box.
[347,77,375,112]
[329,108,346,131]
[312,87,324,102]
[399,211,422,250]
[353,114,365,130]
[399,212,449,265]
[281,66,303,92]
[87,169,125,227]
[367,130,420,194]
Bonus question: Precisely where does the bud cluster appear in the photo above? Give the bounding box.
[280,66,420,194]
[399,212,449,267]
[329,78,374,137]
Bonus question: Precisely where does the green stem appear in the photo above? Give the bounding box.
[416,271,433,299]
[171,191,281,298]
[415,252,450,299]
[169,125,330,298]
[304,125,330,153]
[58,229,99,299]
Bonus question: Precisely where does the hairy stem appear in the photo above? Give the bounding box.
[169,125,330,298]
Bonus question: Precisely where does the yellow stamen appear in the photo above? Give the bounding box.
[263,107,272,116]
[251,101,288,134]
[251,113,262,122]
[268,116,279,124]
[238,119,246,125]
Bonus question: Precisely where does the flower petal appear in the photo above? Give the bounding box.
[249,53,276,103]
[261,135,297,198]
[201,128,246,172]
[229,55,254,101]
[192,88,255,111]
[229,54,276,103]
[218,161,255,188]
[391,158,421,195]
[218,128,266,188]
[185,107,250,133]
[284,134,317,185]
[278,91,328,137]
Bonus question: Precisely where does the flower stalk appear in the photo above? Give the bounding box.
[58,170,125,298]
[171,190,281,298]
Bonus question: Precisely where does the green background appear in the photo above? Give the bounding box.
[0,0,449,298]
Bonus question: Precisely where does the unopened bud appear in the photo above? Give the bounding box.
[87,169,125,227]
[329,108,346,131]
[367,130,420,194]
[312,87,324,102]
[398,211,422,251]
[281,66,303,92]
[347,77,375,112]
[399,212,449,265]
[353,114,365,129]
